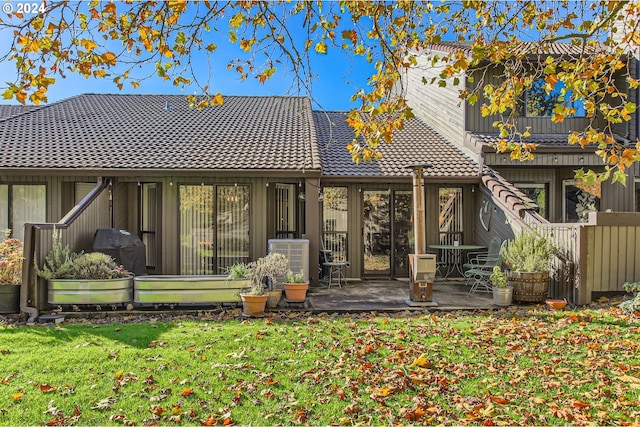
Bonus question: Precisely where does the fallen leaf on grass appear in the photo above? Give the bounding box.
[40,384,58,393]
[91,397,116,410]
[410,354,434,369]
[12,392,23,401]
[618,374,640,384]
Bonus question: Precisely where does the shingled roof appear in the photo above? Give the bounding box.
[424,41,602,58]
[0,105,36,120]
[314,111,479,179]
[481,167,539,216]
[0,94,320,172]
[468,132,601,152]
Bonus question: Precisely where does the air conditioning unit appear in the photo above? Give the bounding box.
[268,239,309,282]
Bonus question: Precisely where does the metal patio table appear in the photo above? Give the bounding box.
[428,244,485,279]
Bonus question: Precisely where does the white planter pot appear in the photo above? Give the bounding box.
[492,286,513,306]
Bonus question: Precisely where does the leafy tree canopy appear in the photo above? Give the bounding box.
[1,0,639,184]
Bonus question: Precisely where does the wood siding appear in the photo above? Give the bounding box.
[494,164,637,222]
[485,153,603,167]
[578,213,640,304]
[403,56,466,145]
[105,176,321,284]
[471,189,516,248]
[466,67,600,134]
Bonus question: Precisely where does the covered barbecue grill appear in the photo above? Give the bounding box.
[92,228,147,276]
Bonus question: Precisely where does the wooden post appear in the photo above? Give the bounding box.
[405,163,431,255]
[405,164,437,306]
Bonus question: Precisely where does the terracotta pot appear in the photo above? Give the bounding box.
[546,299,567,310]
[283,283,308,302]
[0,284,21,314]
[240,294,268,317]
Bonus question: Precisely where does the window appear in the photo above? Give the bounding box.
[140,183,158,270]
[518,79,586,118]
[515,183,548,219]
[322,187,348,262]
[563,179,600,223]
[0,184,46,241]
[438,187,463,244]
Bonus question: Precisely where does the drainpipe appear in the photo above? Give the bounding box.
[20,223,39,325]
[20,305,38,325]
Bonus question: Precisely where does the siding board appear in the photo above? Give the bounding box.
[404,57,465,146]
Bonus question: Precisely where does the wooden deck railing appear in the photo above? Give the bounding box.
[20,179,113,320]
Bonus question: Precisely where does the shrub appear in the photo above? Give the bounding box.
[0,229,23,285]
[503,230,555,272]
[244,253,289,295]
[620,282,640,313]
[489,266,508,288]
[226,262,251,280]
[35,228,78,280]
[285,270,305,283]
[60,252,131,280]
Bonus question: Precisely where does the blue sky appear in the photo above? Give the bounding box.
[0,3,376,111]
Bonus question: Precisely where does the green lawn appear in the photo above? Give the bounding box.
[1,307,639,426]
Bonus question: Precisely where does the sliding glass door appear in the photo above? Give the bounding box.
[180,184,249,274]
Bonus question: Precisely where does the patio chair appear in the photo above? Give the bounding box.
[464,240,506,294]
[320,242,350,288]
[463,237,502,271]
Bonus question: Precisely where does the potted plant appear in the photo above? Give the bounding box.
[503,230,555,303]
[239,252,289,317]
[489,265,512,306]
[36,229,133,306]
[0,229,23,314]
[283,269,309,302]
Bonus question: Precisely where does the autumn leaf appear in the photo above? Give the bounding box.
[91,397,116,410]
[40,384,59,393]
[100,52,117,66]
[410,354,434,368]
[12,392,23,401]
[212,93,224,105]
[181,387,193,397]
[80,39,97,52]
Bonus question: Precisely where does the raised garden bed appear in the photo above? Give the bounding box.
[133,275,249,304]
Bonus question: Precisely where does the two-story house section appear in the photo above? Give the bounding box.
[402,42,639,224]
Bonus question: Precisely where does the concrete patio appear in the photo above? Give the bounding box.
[301,278,494,312]
[0,278,497,324]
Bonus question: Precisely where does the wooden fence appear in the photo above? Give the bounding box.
[524,212,640,305]
[479,188,640,305]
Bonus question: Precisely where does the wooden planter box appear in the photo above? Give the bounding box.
[508,271,549,303]
[48,278,133,305]
[134,276,249,304]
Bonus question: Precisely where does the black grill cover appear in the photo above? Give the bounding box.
[92,228,147,276]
